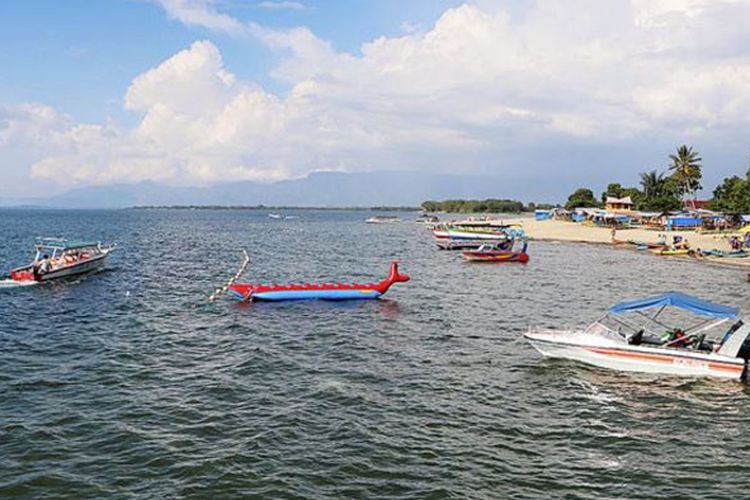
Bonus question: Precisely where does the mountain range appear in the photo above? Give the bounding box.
[0,171,558,209]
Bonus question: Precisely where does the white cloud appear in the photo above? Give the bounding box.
[7,1,750,193]
[154,0,245,34]
[257,1,305,11]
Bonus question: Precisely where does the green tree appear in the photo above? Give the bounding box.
[601,183,624,204]
[668,145,703,206]
[709,170,750,213]
[636,170,681,211]
[565,188,599,210]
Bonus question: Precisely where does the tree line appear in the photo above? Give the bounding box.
[420,199,555,213]
[564,145,704,211]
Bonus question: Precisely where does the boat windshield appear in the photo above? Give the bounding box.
[600,292,739,345]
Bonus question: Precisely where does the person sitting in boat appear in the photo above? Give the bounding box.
[663,328,689,348]
[657,233,666,245]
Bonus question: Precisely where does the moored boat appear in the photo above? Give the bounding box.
[525,292,750,381]
[699,249,749,258]
[462,241,529,263]
[651,248,691,256]
[1,238,115,288]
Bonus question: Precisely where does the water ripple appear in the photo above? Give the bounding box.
[1,209,749,498]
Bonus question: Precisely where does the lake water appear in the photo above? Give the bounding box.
[1,209,749,498]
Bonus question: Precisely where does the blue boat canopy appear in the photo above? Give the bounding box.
[609,292,738,319]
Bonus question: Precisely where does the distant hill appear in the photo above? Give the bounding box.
[0,171,554,209]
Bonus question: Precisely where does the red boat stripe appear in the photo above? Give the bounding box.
[587,347,743,373]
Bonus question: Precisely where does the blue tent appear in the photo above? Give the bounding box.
[535,210,553,221]
[609,292,738,319]
[668,216,701,228]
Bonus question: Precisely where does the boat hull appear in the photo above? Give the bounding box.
[462,251,529,263]
[38,253,109,281]
[432,230,507,240]
[525,330,745,381]
[230,288,382,302]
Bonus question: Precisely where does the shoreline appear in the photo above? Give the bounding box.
[506,218,750,270]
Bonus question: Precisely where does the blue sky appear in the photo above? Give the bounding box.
[0,1,462,122]
[2,0,750,200]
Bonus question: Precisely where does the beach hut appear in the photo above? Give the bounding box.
[605,196,634,213]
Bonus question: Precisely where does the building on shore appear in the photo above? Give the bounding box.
[605,196,634,213]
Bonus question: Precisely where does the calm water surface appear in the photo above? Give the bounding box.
[1,209,749,499]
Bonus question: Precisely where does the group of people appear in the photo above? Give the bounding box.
[728,233,750,250]
[656,233,690,250]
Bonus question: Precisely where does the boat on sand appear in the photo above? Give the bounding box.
[525,292,750,381]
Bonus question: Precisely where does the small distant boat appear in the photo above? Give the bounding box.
[1,238,115,288]
[366,216,402,224]
[462,241,529,263]
[268,213,283,219]
[227,261,409,302]
[525,292,750,381]
[416,214,439,225]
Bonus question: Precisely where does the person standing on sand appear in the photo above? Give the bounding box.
[610,227,616,242]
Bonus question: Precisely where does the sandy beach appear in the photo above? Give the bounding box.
[504,218,750,268]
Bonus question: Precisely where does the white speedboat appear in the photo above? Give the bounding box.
[365,216,402,224]
[525,292,750,381]
[1,238,115,288]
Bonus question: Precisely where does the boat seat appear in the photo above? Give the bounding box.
[627,329,644,346]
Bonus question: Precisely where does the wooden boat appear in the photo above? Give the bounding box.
[462,241,529,263]
[1,238,115,288]
[651,248,691,256]
[700,249,749,258]
[227,261,409,302]
[612,239,668,250]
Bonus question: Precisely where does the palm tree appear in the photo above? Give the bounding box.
[639,170,664,199]
[668,145,702,208]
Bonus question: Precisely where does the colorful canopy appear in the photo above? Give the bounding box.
[738,225,750,234]
[609,292,738,319]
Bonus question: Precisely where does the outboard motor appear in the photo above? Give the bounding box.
[738,336,750,383]
[717,321,750,382]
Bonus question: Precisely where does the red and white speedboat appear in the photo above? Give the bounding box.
[1,238,115,288]
[525,292,750,381]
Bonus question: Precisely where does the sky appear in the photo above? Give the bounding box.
[2,0,750,201]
